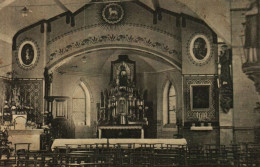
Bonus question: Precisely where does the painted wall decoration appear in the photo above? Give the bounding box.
[47,34,181,65]
[47,23,180,46]
[184,76,218,122]
[188,34,212,66]
[102,3,124,24]
[16,40,39,70]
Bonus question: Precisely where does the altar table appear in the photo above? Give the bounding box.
[8,129,44,151]
[51,138,187,151]
[98,125,144,139]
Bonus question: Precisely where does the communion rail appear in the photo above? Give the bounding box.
[0,143,259,167]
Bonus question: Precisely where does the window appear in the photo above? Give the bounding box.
[72,81,91,126]
[168,83,177,124]
[72,85,86,125]
[163,81,177,125]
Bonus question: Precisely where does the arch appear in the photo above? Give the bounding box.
[162,80,177,125]
[72,80,91,126]
[46,45,181,73]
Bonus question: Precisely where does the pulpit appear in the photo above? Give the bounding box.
[97,55,149,138]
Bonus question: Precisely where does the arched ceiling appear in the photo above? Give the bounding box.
[56,49,174,75]
[0,0,252,77]
[0,0,232,45]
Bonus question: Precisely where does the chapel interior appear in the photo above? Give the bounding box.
[0,0,259,166]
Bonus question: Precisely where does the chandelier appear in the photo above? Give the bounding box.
[20,0,32,17]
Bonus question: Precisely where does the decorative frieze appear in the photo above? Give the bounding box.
[48,34,181,64]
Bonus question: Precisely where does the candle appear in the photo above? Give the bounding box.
[24,92,27,104]
[29,93,31,108]
[34,98,37,122]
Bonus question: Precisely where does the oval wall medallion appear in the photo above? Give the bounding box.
[17,40,39,70]
[188,34,212,66]
[102,3,124,24]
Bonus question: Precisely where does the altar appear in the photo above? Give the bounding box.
[98,125,144,139]
[97,55,149,138]
[51,138,187,151]
[8,129,44,151]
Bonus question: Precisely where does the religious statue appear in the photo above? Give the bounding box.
[219,45,232,87]
[219,44,233,113]
[244,0,258,63]
[118,65,128,87]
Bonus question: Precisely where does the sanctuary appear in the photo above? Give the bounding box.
[0,0,259,166]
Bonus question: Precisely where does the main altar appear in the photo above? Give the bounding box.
[97,55,149,138]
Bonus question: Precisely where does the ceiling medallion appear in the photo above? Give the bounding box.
[102,3,124,24]
[17,40,39,70]
[188,34,212,66]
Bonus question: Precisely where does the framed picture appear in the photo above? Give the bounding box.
[190,84,211,110]
[189,34,211,65]
[17,40,39,70]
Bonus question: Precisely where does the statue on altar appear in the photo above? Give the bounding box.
[118,65,128,88]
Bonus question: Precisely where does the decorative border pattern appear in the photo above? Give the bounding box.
[187,33,212,66]
[102,3,124,24]
[47,23,181,45]
[48,34,181,64]
[184,76,218,122]
[16,39,40,71]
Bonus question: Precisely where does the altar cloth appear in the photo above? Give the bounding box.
[8,129,44,151]
[51,138,187,151]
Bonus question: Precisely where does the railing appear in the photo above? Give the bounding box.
[1,142,259,167]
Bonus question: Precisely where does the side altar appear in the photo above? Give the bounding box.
[97,55,149,138]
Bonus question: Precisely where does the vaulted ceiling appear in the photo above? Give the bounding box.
[0,0,250,76]
[56,49,174,75]
[0,0,231,45]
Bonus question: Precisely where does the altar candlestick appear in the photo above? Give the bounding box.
[100,91,104,108]
[34,98,37,123]
[24,92,26,105]
[29,93,31,108]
